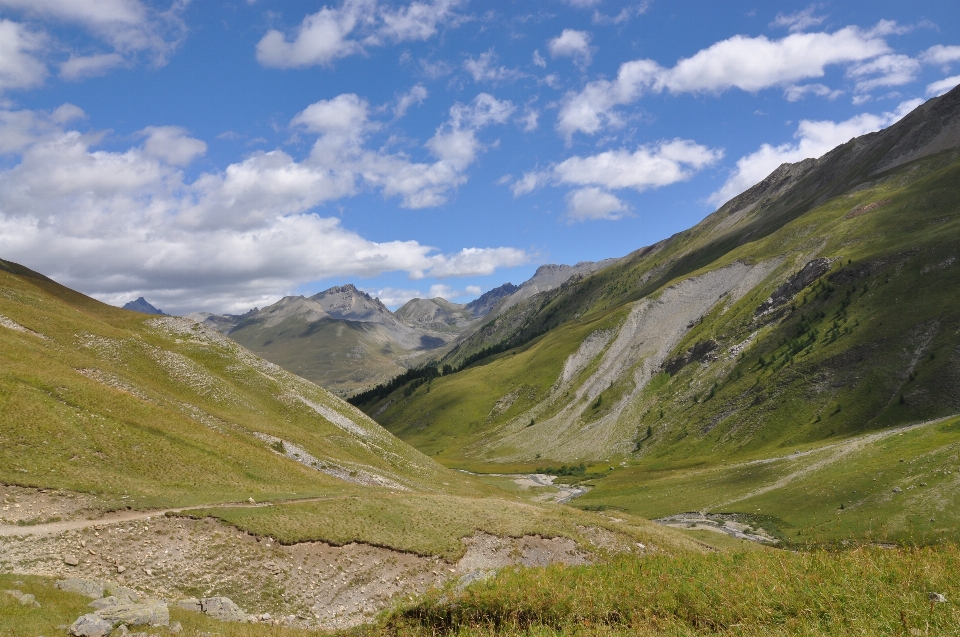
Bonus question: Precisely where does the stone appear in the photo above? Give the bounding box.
[56,578,106,599]
[116,565,126,574]
[103,584,140,603]
[200,596,247,622]
[169,622,182,634]
[175,597,202,612]
[4,589,40,608]
[64,554,80,566]
[68,614,114,637]
[95,601,169,627]
[929,592,947,603]
[89,596,121,610]
[110,626,129,637]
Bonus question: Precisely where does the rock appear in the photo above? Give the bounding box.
[64,553,80,566]
[200,596,247,621]
[248,497,256,504]
[68,614,114,637]
[756,258,831,315]
[89,596,121,610]
[110,626,129,637]
[893,487,902,493]
[929,592,947,603]
[116,565,126,574]
[175,597,202,612]
[56,578,106,599]
[95,601,169,627]
[169,622,182,634]
[104,584,140,603]
[4,589,40,608]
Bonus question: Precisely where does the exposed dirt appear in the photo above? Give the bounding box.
[0,489,606,629]
[0,486,102,526]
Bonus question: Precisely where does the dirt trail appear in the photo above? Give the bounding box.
[0,496,345,538]
[709,414,956,510]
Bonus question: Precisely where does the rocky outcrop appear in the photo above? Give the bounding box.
[755,258,830,315]
[3,589,40,607]
[663,340,720,375]
[122,297,164,315]
[177,596,247,622]
[68,614,114,637]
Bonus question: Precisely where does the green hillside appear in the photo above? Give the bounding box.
[352,89,960,544]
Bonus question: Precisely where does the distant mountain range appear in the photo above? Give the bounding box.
[175,263,615,395]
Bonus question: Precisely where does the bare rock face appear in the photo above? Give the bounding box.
[755,258,831,315]
[69,614,114,637]
[177,596,247,622]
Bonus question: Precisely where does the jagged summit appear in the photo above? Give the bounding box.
[122,297,164,315]
[465,282,519,317]
[310,284,392,322]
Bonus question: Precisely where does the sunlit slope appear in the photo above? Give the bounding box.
[0,259,476,508]
[362,121,960,468]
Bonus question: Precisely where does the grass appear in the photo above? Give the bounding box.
[178,494,705,561]
[374,545,960,636]
[0,260,483,512]
[6,545,960,637]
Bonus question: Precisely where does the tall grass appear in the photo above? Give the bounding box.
[376,545,960,636]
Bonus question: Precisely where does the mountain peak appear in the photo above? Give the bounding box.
[122,297,165,315]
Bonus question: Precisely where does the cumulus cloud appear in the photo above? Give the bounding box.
[770,6,826,33]
[0,102,529,313]
[0,19,48,91]
[927,75,960,97]
[513,139,721,200]
[557,26,890,139]
[548,29,592,66]
[591,4,649,25]
[920,45,960,66]
[532,49,546,68]
[565,187,629,222]
[709,98,923,206]
[0,0,186,91]
[847,54,920,93]
[394,83,428,118]
[256,0,462,69]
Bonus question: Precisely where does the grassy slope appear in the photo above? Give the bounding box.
[227,315,408,395]
[364,150,960,468]
[0,260,483,510]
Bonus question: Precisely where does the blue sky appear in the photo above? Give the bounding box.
[0,0,958,314]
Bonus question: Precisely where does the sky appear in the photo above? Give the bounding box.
[0,1,958,315]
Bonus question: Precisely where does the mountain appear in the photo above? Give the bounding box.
[191,265,616,395]
[465,282,519,316]
[122,296,164,315]
[357,86,960,477]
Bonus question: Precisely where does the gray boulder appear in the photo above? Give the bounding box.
[69,614,114,637]
[89,596,122,610]
[201,596,247,621]
[3,589,40,608]
[95,600,169,627]
[57,578,106,599]
[175,597,202,612]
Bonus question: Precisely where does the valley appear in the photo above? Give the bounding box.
[3,83,960,637]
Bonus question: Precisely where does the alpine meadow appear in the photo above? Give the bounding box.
[2,2,960,636]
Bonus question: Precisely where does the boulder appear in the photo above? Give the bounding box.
[104,584,140,603]
[69,614,114,637]
[57,578,106,599]
[175,597,202,612]
[200,596,247,622]
[3,589,40,608]
[64,553,80,566]
[89,596,121,610]
[95,601,169,627]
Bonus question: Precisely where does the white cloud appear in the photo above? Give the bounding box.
[256,0,462,69]
[141,126,207,166]
[554,140,722,191]
[59,53,126,80]
[394,83,428,118]
[709,99,923,206]
[564,0,601,7]
[927,75,960,97]
[0,103,530,314]
[770,6,826,33]
[557,26,890,139]
[565,187,629,222]
[847,54,920,93]
[532,49,546,68]
[548,29,592,66]
[0,0,186,90]
[519,108,539,132]
[0,19,48,91]
[783,83,843,102]
[920,45,960,66]
[365,286,422,307]
[463,50,523,83]
[464,284,481,295]
[513,139,721,197]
